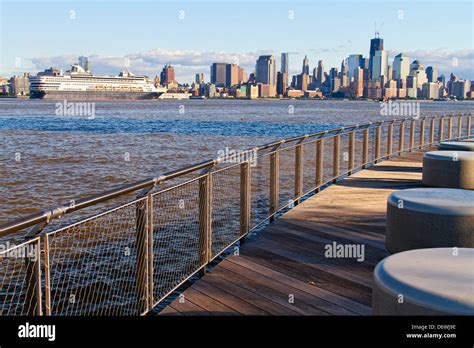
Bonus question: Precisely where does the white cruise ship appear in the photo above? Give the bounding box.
[30,63,166,100]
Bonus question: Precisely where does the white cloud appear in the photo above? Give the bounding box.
[387,49,474,79]
[30,48,273,83]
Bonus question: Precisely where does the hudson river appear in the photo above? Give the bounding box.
[0,99,472,225]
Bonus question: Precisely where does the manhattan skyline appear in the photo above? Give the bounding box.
[1,0,473,82]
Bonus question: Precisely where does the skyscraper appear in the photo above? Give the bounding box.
[160,64,175,85]
[368,35,384,79]
[302,55,310,75]
[316,60,324,85]
[225,63,239,87]
[281,53,289,74]
[277,71,288,96]
[371,50,388,81]
[256,55,276,86]
[347,54,363,80]
[393,53,410,81]
[210,63,227,86]
[426,66,438,83]
[78,56,90,73]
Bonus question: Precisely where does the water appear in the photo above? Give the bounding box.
[0,98,472,225]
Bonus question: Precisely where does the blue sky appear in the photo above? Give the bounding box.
[1,0,473,82]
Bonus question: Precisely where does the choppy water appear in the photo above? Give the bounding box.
[0,98,472,225]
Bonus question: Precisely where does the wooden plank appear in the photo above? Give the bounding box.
[228,256,371,315]
[157,149,430,316]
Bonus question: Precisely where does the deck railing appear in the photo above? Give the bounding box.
[0,112,472,315]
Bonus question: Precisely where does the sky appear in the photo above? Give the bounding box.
[1,0,473,83]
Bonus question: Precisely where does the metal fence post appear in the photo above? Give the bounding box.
[239,161,251,243]
[447,114,453,140]
[409,120,415,152]
[269,151,280,221]
[439,117,444,143]
[198,174,211,275]
[348,132,355,174]
[374,127,381,163]
[136,198,149,314]
[333,134,340,182]
[25,237,42,315]
[147,194,154,308]
[43,234,51,315]
[387,124,393,157]
[398,121,405,154]
[294,144,303,203]
[419,119,425,149]
[457,115,463,139]
[316,139,324,189]
[362,128,369,168]
[467,114,472,138]
[429,118,435,145]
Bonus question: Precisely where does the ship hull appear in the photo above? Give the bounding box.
[30,90,162,101]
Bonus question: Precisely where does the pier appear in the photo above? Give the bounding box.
[159,150,426,315]
[0,113,471,316]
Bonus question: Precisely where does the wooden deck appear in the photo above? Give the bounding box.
[158,149,429,316]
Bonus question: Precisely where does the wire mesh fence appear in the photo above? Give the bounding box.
[0,113,471,316]
[0,238,41,315]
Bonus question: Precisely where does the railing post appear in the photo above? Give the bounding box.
[457,115,463,139]
[429,118,435,145]
[147,194,154,308]
[467,114,472,138]
[398,121,405,154]
[332,134,340,182]
[387,123,393,157]
[409,120,415,152]
[348,131,355,174]
[198,174,212,275]
[25,237,42,315]
[419,118,425,149]
[438,117,444,143]
[362,128,369,168]
[447,114,453,140]
[374,126,381,163]
[269,151,279,222]
[316,139,324,189]
[43,234,51,316]
[136,198,149,314]
[239,161,251,243]
[294,144,303,203]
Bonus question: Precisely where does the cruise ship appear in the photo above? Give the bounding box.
[30,62,166,100]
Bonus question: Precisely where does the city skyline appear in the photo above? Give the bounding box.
[1,0,473,82]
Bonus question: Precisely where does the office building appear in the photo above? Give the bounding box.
[225,63,239,87]
[281,53,289,74]
[195,73,204,84]
[8,73,30,96]
[277,71,288,96]
[393,53,410,81]
[426,66,438,83]
[353,67,364,97]
[316,60,325,85]
[368,35,384,79]
[451,80,470,99]
[78,56,90,73]
[347,54,363,80]
[371,50,388,81]
[160,64,176,85]
[256,55,276,86]
[302,55,310,75]
[210,63,227,87]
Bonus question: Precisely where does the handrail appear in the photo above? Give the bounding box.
[0,112,471,238]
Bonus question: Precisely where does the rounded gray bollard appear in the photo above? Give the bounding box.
[373,248,474,315]
[386,188,474,253]
[438,141,474,151]
[423,151,474,189]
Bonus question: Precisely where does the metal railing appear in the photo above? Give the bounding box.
[0,112,472,315]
